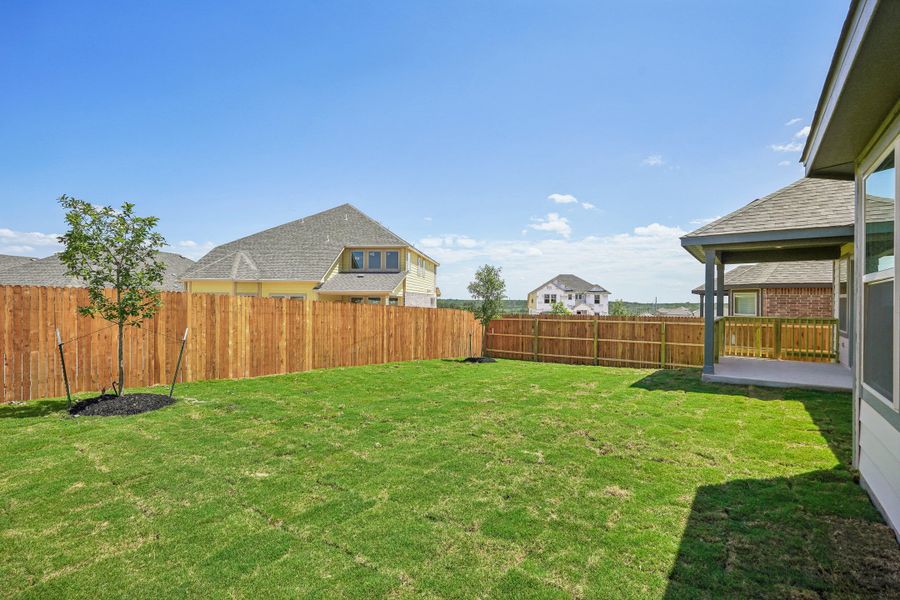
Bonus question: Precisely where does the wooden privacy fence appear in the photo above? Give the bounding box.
[486,314,839,369]
[486,315,705,368]
[716,316,838,362]
[0,286,482,403]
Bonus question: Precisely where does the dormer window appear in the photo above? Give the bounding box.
[350,251,364,270]
[368,251,382,270]
[386,251,399,271]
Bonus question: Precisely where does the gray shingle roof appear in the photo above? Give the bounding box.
[683,178,854,240]
[181,204,428,282]
[317,272,406,294]
[0,254,37,273]
[530,274,609,295]
[0,252,194,292]
[692,261,833,294]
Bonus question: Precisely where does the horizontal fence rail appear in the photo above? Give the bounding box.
[716,316,838,362]
[0,286,482,403]
[486,315,705,369]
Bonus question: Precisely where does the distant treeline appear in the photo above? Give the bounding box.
[438,299,699,315]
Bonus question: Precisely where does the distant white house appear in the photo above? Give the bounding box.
[527,274,609,315]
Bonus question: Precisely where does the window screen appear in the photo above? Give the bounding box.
[863,279,894,402]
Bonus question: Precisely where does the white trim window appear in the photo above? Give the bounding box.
[731,291,758,316]
[861,149,895,406]
[593,294,601,304]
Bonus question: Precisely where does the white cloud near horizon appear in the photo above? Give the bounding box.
[641,154,665,167]
[528,212,571,238]
[422,221,701,301]
[794,125,811,139]
[547,193,578,204]
[0,228,63,256]
[169,240,217,260]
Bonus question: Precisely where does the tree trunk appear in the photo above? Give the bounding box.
[481,325,488,358]
[118,320,124,396]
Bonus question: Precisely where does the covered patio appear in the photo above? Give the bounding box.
[681,177,854,390]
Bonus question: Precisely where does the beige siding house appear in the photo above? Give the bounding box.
[181,204,439,307]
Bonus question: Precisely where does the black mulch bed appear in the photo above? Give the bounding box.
[463,357,497,363]
[69,393,174,417]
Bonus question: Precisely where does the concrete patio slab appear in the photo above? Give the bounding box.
[702,356,852,392]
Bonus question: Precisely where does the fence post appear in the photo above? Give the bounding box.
[592,318,599,366]
[56,329,72,409]
[659,321,666,368]
[169,328,189,398]
[755,321,762,357]
[774,319,782,360]
[532,317,539,362]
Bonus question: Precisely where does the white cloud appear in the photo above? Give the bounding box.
[778,160,793,167]
[769,141,803,153]
[689,216,721,226]
[581,202,595,210]
[548,193,578,204]
[426,221,700,301]
[418,234,482,250]
[528,213,572,238]
[793,125,811,139]
[785,117,803,126]
[168,240,216,260]
[641,154,665,167]
[0,228,62,256]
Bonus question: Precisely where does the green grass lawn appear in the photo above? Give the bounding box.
[2,360,898,599]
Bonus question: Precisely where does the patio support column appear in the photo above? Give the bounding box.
[716,259,725,317]
[703,249,716,374]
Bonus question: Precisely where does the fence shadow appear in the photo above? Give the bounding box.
[664,468,900,598]
[0,397,69,419]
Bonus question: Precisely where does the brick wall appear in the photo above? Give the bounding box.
[762,287,833,318]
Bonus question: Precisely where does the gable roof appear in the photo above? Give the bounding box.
[529,274,609,296]
[683,178,855,241]
[181,204,433,282]
[692,261,833,294]
[0,252,194,292]
[0,254,37,273]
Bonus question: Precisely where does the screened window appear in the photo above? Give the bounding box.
[864,152,895,275]
[732,291,757,316]
[385,251,399,271]
[863,279,893,402]
[350,251,364,270]
[367,251,382,270]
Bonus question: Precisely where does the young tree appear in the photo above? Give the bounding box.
[467,264,507,356]
[609,299,628,316]
[58,196,167,396]
[549,301,571,315]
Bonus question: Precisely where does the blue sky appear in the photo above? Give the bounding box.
[0,1,849,300]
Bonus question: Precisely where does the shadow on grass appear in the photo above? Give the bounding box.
[630,370,899,596]
[0,397,70,419]
[664,468,900,598]
[632,369,852,466]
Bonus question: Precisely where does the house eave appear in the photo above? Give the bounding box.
[803,0,900,179]
[680,226,855,263]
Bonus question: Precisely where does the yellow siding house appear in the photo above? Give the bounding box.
[181,204,439,307]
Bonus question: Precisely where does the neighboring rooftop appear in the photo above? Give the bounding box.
[182,204,434,282]
[0,254,37,273]
[692,261,833,294]
[317,272,406,294]
[530,274,609,295]
[0,252,194,292]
